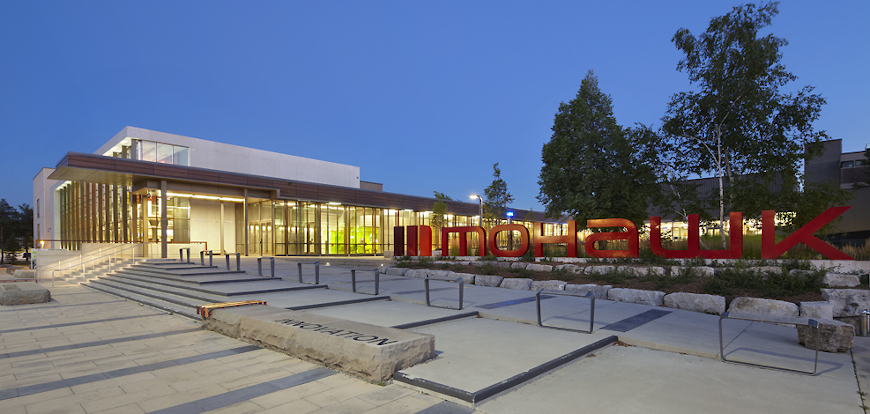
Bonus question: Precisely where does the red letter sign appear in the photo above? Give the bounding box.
[488,224,530,257]
[700,212,743,259]
[441,226,488,257]
[534,221,577,257]
[650,215,700,258]
[585,218,639,258]
[761,207,853,260]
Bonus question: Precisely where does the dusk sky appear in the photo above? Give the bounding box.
[2,1,867,212]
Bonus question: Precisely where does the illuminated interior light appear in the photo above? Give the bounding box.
[192,195,220,200]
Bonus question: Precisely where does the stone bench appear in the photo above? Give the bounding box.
[203,304,434,382]
[0,282,51,305]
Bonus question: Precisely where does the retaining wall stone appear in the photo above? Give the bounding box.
[531,280,567,291]
[663,292,725,315]
[385,267,409,276]
[12,269,36,279]
[500,278,533,290]
[586,265,615,275]
[510,262,529,269]
[447,272,476,284]
[495,262,513,268]
[474,275,504,287]
[565,284,612,300]
[823,273,860,288]
[554,264,581,273]
[727,297,799,319]
[425,269,450,278]
[800,301,834,320]
[821,289,870,317]
[670,266,715,277]
[526,264,553,272]
[608,288,665,306]
[404,269,428,278]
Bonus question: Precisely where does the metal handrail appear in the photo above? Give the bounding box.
[535,290,595,334]
[258,257,275,277]
[350,268,380,295]
[424,277,464,310]
[40,242,137,272]
[50,242,146,286]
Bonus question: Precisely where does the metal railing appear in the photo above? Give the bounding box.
[201,250,214,266]
[349,268,380,295]
[179,248,191,263]
[47,242,146,287]
[226,253,241,271]
[719,311,820,375]
[536,290,595,334]
[424,277,465,310]
[297,262,320,284]
[258,257,275,277]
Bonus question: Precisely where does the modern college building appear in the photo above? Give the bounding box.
[33,127,553,258]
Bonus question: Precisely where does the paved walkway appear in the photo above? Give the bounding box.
[0,285,473,414]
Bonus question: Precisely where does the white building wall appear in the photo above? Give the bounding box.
[95,127,361,189]
[189,198,237,254]
[32,168,60,249]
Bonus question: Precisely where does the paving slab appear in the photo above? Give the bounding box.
[301,300,478,328]
[395,318,616,404]
[479,345,862,414]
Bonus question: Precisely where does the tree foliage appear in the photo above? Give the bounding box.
[659,2,837,239]
[0,200,31,264]
[538,70,655,228]
[430,192,453,248]
[483,163,513,227]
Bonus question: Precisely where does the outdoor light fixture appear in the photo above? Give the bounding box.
[470,194,483,227]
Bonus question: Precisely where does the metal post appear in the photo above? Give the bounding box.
[258,258,263,276]
[226,254,231,270]
[208,250,213,267]
[200,251,205,266]
[180,248,184,262]
[424,278,431,306]
[351,269,357,293]
[297,262,303,283]
[373,269,380,295]
[270,257,275,277]
[235,253,241,271]
[457,278,464,310]
[315,262,319,284]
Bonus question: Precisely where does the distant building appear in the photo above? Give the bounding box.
[805,139,870,244]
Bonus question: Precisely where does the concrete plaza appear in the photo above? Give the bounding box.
[2,258,868,413]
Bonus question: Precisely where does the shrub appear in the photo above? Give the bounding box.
[394,256,413,268]
[480,262,497,275]
[508,266,533,278]
[417,256,434,268]
[552,267,575,282]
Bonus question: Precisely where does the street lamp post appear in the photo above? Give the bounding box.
[470,195,483,227]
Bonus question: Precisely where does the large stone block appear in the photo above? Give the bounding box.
[797,318,854,353]
[211,305,435,382]
[500,278,532,290]
[823,273,860,288]
[474,275,504,287]
[385,267,409,276]
[617,266,665,277]
[531,280,567,291]
[378,265,389,274]
[404,269,428,278]
[565,283,612,300]
[510,262,530,269]
[495,261,513,268]
[554,264,581,273]
[821,289,870,317]
[670,266,715,277]
[447,272,475,284]
[727,297,799,318]
[800,301,834,320]
[586,265,615,275]
[608,288,665,306]
[526,264,553,272]
[663,292,725,315]
[13,269,36,279]
[425,269,450,278]
[0,282,50,305]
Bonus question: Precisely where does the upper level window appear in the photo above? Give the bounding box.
[134,139,189,166]
[841,161,854,168]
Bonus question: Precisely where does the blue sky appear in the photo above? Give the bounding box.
[2,1,867,211]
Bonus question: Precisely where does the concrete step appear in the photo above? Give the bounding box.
[89,277,212,311]
[113,268,275,285]
[108,272,325,297]
[96,276,229,302]
[84,280,200,319]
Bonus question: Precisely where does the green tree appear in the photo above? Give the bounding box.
[483,163,513,228]
[0,199,19,264]
[431,192,453,249]
[538,70,654,228]
[660,2,837,245]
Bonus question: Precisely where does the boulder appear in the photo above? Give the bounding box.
[526,264,553,272]
[425,269,450,278]
[554,264,581,273]
[821,289,870,317]
[670,266,715,277]
[404,269,428,278]
[663,292,725,315]
[797,318,854,353]
[617,266,665,277]
[447,272,475,284]
[586,265,615,275]
[0,282,50,305]
[823,273,861,288]
[474,275,504,287]
[608,288,665,306]
[385,267,408,276]
[12,269,36,279]
[495,261,513,268]
[727,297,799,319]
[800,301,834,320]
[531,280,567,291]
[378,265,389,274]
[500,278,533,290]
[565,284,612,300]
[510,262,530,269]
